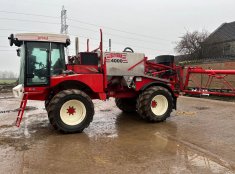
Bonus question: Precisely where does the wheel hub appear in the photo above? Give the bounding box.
[60,100,86,126]
[67,106,76,115]
[150,95,168,116]
[151,100,158,108]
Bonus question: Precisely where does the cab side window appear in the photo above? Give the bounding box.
[51,43,65,75]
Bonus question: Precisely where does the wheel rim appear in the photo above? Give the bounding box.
[151,95,168,116]
[60,100,86,126]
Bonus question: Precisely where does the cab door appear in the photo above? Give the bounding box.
[25,42,50,86]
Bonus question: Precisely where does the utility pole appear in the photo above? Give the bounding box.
[60,6,69,56]
[60,6,68,34]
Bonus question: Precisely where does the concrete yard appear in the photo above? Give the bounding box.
[0,93,235,174]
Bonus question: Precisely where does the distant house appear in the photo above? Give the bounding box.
[202,21,235,58]
[176,21,235,64]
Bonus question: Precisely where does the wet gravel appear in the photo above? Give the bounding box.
[0,93,234,174]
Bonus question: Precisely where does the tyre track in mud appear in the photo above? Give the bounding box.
[0,107,38,115]
[0,109,17,114]
[0,96,14,99]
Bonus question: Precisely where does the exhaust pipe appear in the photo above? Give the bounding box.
[75,37,79,55]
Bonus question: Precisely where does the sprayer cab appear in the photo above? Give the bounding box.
[8,33,70,98]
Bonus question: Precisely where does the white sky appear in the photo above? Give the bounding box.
[0,0,235,74]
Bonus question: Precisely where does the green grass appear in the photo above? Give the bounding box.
[0,79,17,85]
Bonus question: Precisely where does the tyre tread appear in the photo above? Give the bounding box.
[137,86,173,122]
[48,89,94,133]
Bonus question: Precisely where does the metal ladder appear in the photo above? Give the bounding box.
[16,93,28,127]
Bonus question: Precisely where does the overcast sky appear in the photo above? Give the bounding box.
[0,0,235,74]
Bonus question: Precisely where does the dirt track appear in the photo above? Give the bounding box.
[0,93,234,174]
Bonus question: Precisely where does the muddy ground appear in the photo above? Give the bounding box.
[0,92,234,174]
[0,84,15,94]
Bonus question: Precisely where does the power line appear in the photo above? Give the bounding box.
[0,10,170,42]
[70,25,169,46]
[0,28,63,34]
[103,40,165,52]
[0,17,167,46]
[0,28,26,31]
[0,29,169,54]
[0,32,165,54]
[76,35,165,51]
[68,18,170,42]
[0,15,165,44]
[0,17,60,25]
[0,17,166,45]
[0,10,59,19]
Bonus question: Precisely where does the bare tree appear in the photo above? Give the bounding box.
[175,30,209,59]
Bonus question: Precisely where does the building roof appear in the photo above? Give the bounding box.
[204,21,235,44]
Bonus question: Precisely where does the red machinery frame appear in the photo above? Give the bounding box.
[145,60,235,97]
[182,67,235,97]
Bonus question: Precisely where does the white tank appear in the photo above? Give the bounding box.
[104,52,145,76]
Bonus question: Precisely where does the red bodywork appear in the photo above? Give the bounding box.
[25,73,105,100]
[24,29,235,103]
[17,29,235,128]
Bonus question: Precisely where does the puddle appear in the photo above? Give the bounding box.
[154,132,234,173]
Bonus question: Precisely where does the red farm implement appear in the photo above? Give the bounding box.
[8,30,235,133]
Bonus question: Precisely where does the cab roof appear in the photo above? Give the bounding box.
[15,33,70,44]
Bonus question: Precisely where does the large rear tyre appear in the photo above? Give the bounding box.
[48,89,94,133]
[115,98,136,113]
[137,86,173,122]
[45,99,50,112]
[45,93,54,112]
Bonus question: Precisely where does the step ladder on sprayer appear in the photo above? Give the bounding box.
[15,93,28,127]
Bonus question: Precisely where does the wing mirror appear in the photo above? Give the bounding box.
[8,34,22,47]
[8,34,14,46]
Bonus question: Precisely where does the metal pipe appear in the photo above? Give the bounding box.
[87,39,89,52]
[109,39,111,52]
[75,37,79,55]
[188,67,235,75]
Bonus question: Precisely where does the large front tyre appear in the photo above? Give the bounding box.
[48,89,94,133]
[137,86,173,122]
